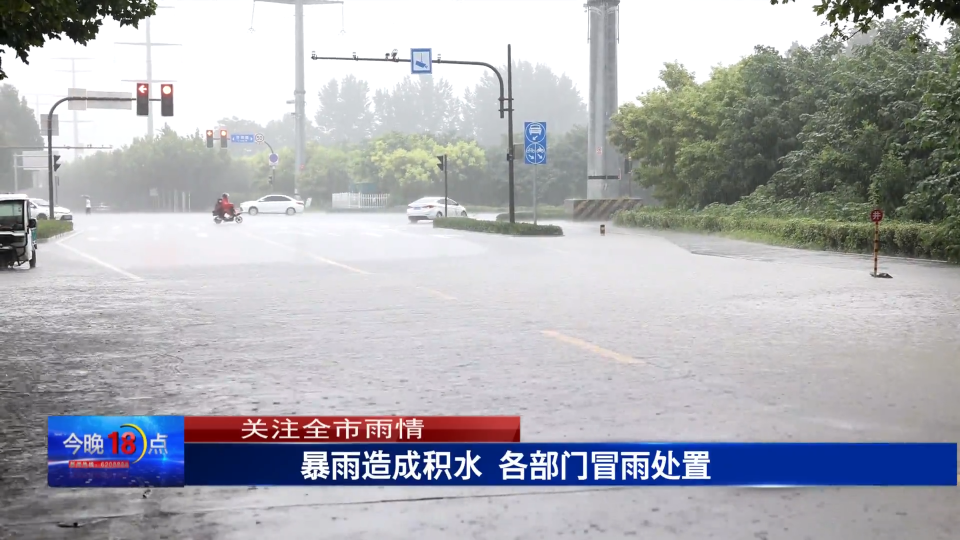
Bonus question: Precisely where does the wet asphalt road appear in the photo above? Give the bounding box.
[2,212,959,539]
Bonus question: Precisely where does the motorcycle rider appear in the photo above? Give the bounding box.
[219,193,236,219]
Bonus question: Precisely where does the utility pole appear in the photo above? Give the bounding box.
[117,6,179,139]
[53,58,94,159]
[256,0,344,197]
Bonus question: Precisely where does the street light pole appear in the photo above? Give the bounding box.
[256,0,343,198]
[45,97,149,219]
[506,44,515,224]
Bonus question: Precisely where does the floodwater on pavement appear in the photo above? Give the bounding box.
[1,212,959,539]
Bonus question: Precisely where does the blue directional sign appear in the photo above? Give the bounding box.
[231,133,256,144]
[524,121,547,165]
[411,48,432,75]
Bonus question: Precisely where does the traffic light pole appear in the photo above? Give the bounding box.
[45,96,155,219]
[443,155,448,217]
[311,46,517,222]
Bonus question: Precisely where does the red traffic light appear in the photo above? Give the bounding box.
[161,84,173,95]
[206,130,214,137]
[220,130,227,137]
[137,84,148,95]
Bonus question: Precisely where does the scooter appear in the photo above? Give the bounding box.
[213,209,243,224]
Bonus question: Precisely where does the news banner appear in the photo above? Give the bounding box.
[47,416,958,487]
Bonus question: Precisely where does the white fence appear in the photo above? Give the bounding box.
[331,192,391,209]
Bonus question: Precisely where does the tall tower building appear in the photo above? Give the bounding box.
[585,0,621,199]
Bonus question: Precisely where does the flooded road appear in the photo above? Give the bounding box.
[2,212,959,539]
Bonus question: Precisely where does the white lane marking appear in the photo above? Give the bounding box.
[55,231,143,281]
[361,232,383,238]
[292,231,316,237]
[433,234,462,239]
[243,232,371,275]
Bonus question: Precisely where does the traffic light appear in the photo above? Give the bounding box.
[160,84,173,117]
[220,129,228,148]
[136,82,149,116]
[436,155,445,171]
[624,158,633,175]
[206,130,214,148]
[53,154,62,172]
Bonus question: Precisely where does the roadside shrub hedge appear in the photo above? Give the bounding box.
[434,217,563,236]
[494,207,567,222]
[614,208,960,262]
[36,220,73,239]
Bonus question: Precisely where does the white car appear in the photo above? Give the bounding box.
[29,199,73,221]
[407,197,468,222]
[239,194,305,216]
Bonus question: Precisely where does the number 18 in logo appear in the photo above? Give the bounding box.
[108,431,137,455]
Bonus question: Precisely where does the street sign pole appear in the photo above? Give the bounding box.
[869,208,892,279]
[444,155,448,217]
[524,121,547,224]
[533,164,538,225]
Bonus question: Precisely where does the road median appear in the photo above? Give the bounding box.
[37,220,74,241]
[434,217,563,237]
[494,208,567,221]
[614,208,959,262]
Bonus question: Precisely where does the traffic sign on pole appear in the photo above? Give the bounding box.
[268,153,280,166]
[411,48,432,75]
[255,133,265,144]
[523,121,547,165]
[869,208,892,279]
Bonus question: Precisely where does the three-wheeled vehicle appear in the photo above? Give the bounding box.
[0,194,38,269]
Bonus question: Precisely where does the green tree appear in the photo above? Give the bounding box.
[315,75,374,144]
[372,76,460,136]
[771,0,960,38]
[0,84,42,191]
[59,128,253,210]
[463,61,586,148]
[1,0,157,80]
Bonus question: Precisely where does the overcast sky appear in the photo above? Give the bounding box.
[2,0,951,160]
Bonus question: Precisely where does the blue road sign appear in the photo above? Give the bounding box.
[268,153,279,165]
[524,121,547,165]
[231,133,256,144]
[411,48,432,75]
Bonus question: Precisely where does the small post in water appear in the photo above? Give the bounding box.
[869,208,892,278]
[600,224,605,236]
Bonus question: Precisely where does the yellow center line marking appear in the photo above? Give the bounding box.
[417,287,457,301]
[541,330,640,364]
[244,232,371,275]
